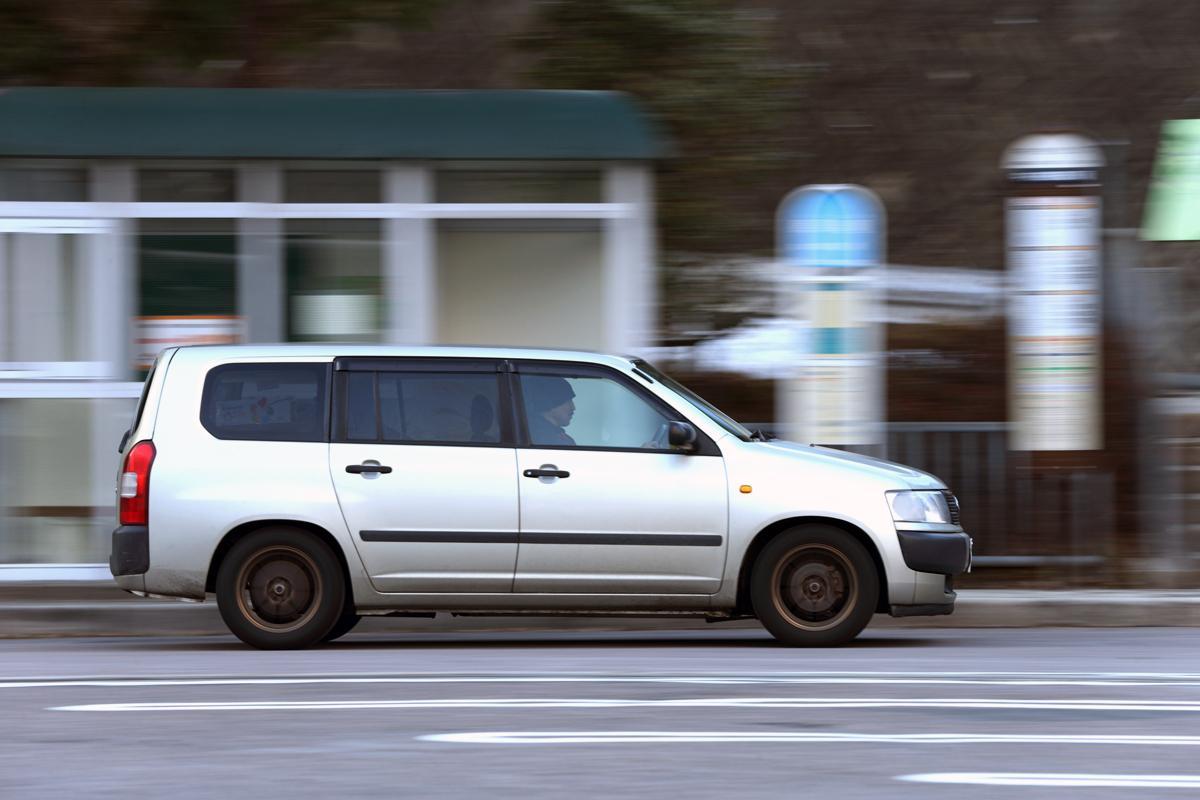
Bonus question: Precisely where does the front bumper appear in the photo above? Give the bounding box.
[109,525,149,577]
[896,529,972,575]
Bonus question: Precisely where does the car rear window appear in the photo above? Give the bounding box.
[201,363,328,442]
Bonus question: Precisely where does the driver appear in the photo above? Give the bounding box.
[525,377,577,446]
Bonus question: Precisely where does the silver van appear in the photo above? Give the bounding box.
[111,345,971,649]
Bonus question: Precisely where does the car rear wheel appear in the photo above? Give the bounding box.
[321,610,362,643]
[751,525,879,647]
[216,527,345,650]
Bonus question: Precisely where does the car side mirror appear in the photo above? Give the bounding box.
[668,421,698,453]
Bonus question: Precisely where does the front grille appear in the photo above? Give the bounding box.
[942,491,961,525]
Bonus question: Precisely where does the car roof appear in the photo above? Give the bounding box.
[168,343,637,368]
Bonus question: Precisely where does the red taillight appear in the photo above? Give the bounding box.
[119,440,156,526]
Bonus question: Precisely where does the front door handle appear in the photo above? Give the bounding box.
[347,463,392,474]
[523,468,570,479]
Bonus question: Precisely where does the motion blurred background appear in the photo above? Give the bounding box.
[0,0,1196,589]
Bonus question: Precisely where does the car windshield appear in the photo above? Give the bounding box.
[631,359,755,442]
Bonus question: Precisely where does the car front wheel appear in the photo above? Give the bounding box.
[751,525,879,647]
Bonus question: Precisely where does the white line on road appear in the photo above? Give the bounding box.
[898,773,1200,788]
[49,697,1200,713]
[12,670,1200,690]
[421,731,1200,746]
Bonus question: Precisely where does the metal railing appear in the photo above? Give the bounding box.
[753,422,1117,573]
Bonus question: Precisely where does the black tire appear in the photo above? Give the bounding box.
[750,525,879,647]
[216,527,345,650]
[321,610,362,643]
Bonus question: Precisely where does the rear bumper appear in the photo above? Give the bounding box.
[896,529,972,575]
[109,525,149,577]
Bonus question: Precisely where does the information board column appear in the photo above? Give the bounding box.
[1003,134,1105,453]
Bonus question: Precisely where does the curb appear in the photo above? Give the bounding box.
[1,587,1198,638]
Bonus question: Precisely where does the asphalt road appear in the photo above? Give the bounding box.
[2,627,1200,798]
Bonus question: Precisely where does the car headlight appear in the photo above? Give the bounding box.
[886,490,952,524]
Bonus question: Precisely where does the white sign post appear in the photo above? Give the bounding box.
[776,185,885,449]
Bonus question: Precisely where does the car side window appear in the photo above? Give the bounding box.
[200,363,327,442]
[341,370,502,445]
[518,371,674,451]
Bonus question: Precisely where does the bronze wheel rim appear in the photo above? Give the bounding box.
[235,545,322,633]
[771,544,858,632]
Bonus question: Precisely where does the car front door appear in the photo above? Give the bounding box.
[329,357,519,593]
[512,361,729,594]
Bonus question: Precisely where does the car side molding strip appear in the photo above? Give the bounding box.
[520,532,723,547]
[359,531,723,547]
[360,531,519,544]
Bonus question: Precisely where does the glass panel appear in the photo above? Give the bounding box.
[286,219,382,343]
[139,221,237,315]
[285,170,381,203]
[436,229,604,349]
[139,168,235,202]
[0,398,135,563]
[376,372,501,445]
[344,372,378,441]
[137,219,239,372]
[0,166,88,201]
[634,359,754,441]
[520,374,670,450]
[200,363,327,442]
[3,232,83,362]
[436,170,602,203]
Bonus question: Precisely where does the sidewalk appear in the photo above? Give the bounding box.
[1,582,1198,638]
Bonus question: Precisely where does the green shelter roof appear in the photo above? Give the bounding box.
[0,88,666,160]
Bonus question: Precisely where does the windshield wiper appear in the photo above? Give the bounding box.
[749,428,775,442]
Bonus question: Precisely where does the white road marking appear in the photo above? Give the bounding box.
[898,773,1200,788]
[11,670,1200,690]
[421,731,1200,746]
[49,697,1200,713]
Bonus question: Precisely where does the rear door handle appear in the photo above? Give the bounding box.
[347,463,392,474]
[523,468,570,479]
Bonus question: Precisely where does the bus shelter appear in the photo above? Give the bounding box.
[0,88,664,574]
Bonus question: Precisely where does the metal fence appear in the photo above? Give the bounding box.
[885,423,1115,571]
[1157,395,1200,579]
[756,422,1118,576]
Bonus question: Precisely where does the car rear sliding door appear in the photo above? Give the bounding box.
[328,357,520,593]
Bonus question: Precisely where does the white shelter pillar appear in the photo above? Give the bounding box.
[237,163,284,343]
[86,164,138,516]
[0,233,7,362]
[89,162,135,378]
[384,164,436,344]
[603,164,657,353]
